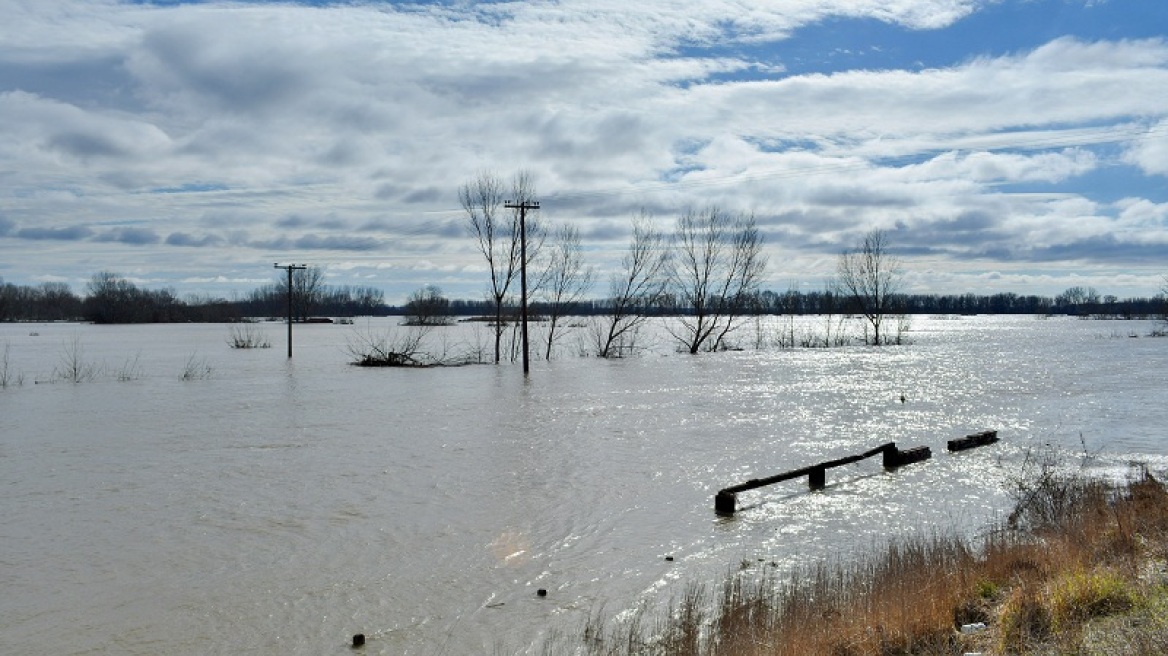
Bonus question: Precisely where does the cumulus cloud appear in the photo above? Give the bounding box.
[1123,120,1168,177]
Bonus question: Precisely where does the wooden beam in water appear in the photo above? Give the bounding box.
[886,445,932,467]
[947,430,999,452]
[715,441,932,515]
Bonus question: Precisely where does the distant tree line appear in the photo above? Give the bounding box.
[0,270,387,324]
[409,287,1165,321]
[0,273,1163,325]
[758,287,1164,319]
[0,280,81,321]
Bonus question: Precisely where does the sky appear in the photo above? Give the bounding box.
[1,0,1167,304]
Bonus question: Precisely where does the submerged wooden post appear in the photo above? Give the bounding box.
[808,467,826,491]
[882,443,900,469]
[715,490,738,515]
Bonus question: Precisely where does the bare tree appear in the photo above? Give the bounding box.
[0,277,11,322]
[460,170,544,364]
[461,172,512,363]
[1055,286,1100,315]
[835,229,904,346]
[667,207,767,353]
[1160,276,1168,327]
[592,213,669,358]
[274,266,325,322]
[537,224,594,359]
[37,282,81,320]
[85,271,152,323]
[403,285,452,326]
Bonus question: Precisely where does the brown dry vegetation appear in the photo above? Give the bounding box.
[569,465,1168,656]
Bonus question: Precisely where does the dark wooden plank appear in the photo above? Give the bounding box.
[947,430,999,452]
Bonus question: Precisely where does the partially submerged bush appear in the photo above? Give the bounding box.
[0,341,23,388]
[227,323,271,349]
[115,353,143,381]
[180,353,212,380]
[345,325,484,367]
[53,335,102,383]
[347,326,432,367]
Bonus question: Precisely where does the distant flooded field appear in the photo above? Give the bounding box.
[2,316,1166,654]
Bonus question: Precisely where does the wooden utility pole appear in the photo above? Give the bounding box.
[505,200,539,375]
[274,263,307,358]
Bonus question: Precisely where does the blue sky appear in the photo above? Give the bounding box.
[1,0,1166,303]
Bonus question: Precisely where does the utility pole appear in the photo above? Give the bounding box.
[505,200,539,375]
[274,263,307,358]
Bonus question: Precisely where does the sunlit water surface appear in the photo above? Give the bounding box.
[2,316,1166,654]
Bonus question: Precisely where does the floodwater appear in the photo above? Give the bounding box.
[1,316,1165,654]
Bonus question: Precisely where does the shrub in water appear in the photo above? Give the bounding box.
[227,324,271,349]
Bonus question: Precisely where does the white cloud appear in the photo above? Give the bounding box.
[1123,120,1168,177]
[0,1,1166,300]
[900,149,1098,184]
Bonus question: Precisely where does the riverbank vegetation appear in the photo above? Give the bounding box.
[569,463,1168,655]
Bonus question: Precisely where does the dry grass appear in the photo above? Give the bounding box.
[570,466,1168,656]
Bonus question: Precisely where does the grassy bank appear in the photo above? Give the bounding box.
[570,464,1168,655]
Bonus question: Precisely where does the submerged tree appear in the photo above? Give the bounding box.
[667,207,767,353]
[460,172,508,356]
[403,285,452,326]
[460,170,544,364]
[285,266,325,322]
[1160,276,1168,327]
[84,271,179,323]
[1055,286,1101,315]
[537,224,594,359]
[835,229,905,346]
[243,280,382,317]
[592,213,670,358]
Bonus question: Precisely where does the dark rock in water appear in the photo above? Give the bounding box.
[352,633,365,648]
[537,588,547,597]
